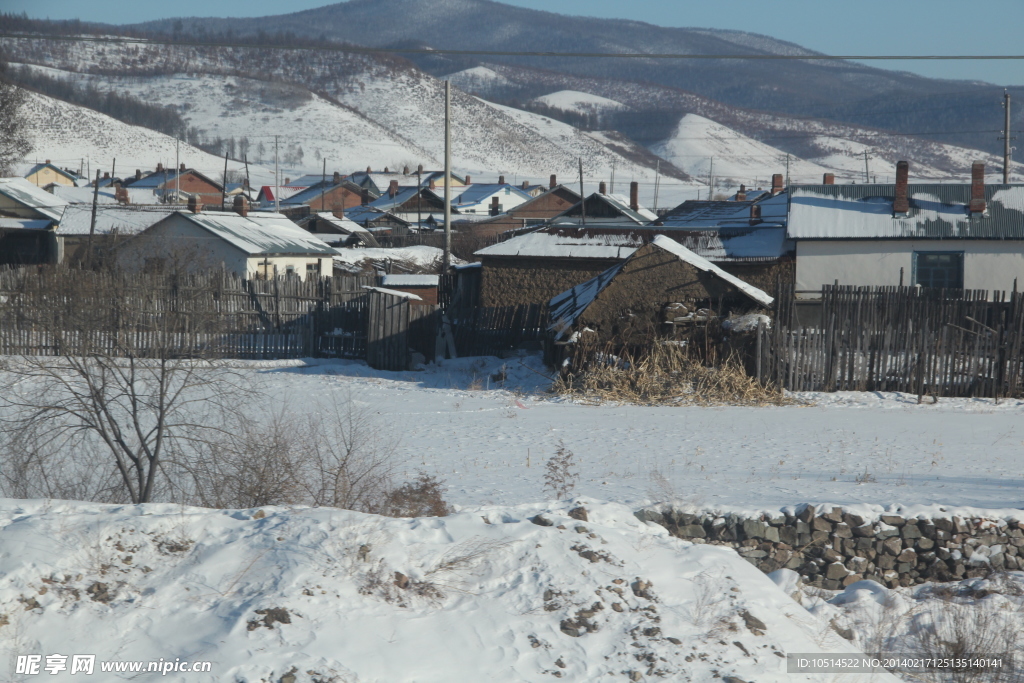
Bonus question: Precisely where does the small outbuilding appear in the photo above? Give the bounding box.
[549,235,773,343]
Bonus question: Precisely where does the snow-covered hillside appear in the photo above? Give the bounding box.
[18,90,238,181]
[0,497,891,683]
[534,90,629,114]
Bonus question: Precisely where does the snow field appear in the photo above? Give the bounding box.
[0,498,893,683]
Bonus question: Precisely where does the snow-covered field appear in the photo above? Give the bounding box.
[2,355,1023,682]
[243,355,1024,513]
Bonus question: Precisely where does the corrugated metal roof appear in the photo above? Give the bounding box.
[453,183,532,207]
[658,193,788,229]
[0,218,53,231]
[788,184,1024,239]
[57,205,177,236]
[670,226,792,262]
[382,274,439,287]
[476,231,642,259]
[180,211,339,256]
[0,178,68,221]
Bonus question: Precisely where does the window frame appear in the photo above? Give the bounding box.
[912,250,964,290]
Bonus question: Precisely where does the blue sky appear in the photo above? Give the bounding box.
[7,0,1024,85]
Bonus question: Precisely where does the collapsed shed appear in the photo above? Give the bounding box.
[548,235,773,344]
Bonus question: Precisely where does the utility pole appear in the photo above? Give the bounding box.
[785,154,791,188]
[221,153,228,210]
[578,158,586,225]
[443,81,452,270]
[243,155,250,201]
[321,158,327,213]
[417,167,422,229]
[708,157,714,199]
[863,150,872,184]
[110,158,116,190]
[175,138,180,204]
[274,135,280,213]
[1002,90,1014,184]
[653,159,661,212]
[610,160,616,194]
[87,169,100,269]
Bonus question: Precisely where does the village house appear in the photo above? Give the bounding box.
[788,162,1024,296]
[0,177,69,264]
[347,167,464,195]
[380,274,440,305]
[297,211,381,247]
[342,205,412,236]
[549,235,773,344]
[122,164,224,206]
[0,177,68,221]
[280,173,375,214]
[24,161,84,187]
[116,198,337,280]
[548,182,658,226]
[56,204,179,264]
[454,179,581,238]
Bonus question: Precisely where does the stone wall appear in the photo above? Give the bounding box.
[637,504,1024,590]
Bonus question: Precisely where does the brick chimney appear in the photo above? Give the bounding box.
[629,181,639,211]
[599,181,607,194]
[361,188,370,205]
[114,187,129,205]
[403,166,409,175]
[823,173,835,185]
[550,174,557,189]
[771,174,783,195]
[388,179,399,198]
[894,161,910,214]
[157,162,164,173]
[417,164,423,174]
[490,196,500,216]
[188,196,201,214]
[333,205,345,219]
[498,175,505,185]
[233,195,248,217]
[333,171,341,184]
[384,167,389,173]
[429,178,437,190]
[284,178,290,185]
[465,174,471,185]
[970,161,986,214]
[135,169,142,181]
[750,204,762,225]
[522,181,530,190]
[45,159,50,164]
[103,172,110,180]
[366,166,372,173]
[179,162,186,172]
[735,184,746,201]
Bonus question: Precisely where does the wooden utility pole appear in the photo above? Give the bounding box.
[578,157,586,225]
[863,150,871,184]
[221,153,228,209]
[87,169,100,269]
[653,159,661,212]
[1003,90,1014,184]
[443,81,452,270]
[274,135,280,214]
[321,157,327,213]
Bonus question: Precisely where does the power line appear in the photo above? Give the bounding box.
[4,32,1024,61]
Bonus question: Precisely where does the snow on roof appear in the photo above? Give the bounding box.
[48,185,160,205]
[333,245,455,268]
[475,231,642,259]
[313,212,371,234]
[659,192,788,229]
[56,205,177,236]
[652,235,774,307]
[179,211,338,256]
[381,274,440,287]
[548,262,624,339]
[362,285,423,301]
[0,177,69,221]
[453,183,532,207]
[0,218,53,230]
[671,227,793,262]
[788,184,1024,239]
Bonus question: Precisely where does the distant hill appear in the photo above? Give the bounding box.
[129,0,1024,156]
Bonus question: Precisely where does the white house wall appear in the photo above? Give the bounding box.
[117,215,250,274]
[796,240,1024,294]
[245,255,331,280]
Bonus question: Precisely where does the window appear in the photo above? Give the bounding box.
[285,265,298,279]
[913,251,963,290]
[504,187,511,195]
[306,262,319,278]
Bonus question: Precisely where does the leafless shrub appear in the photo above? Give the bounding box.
[543,441,579,500]
[686,571,729,631]
[380,472,452,518]
[554,340,793,407]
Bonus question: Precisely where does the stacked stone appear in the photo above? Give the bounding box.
[640,505,1024,590]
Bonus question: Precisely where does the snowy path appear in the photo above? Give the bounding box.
[260,356,1024,513]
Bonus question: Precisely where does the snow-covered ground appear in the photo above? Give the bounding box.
[533,90,629,114]
[221,355,1024,513]
[0,497,896,683]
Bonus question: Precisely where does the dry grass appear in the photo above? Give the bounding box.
[553,340,795,407]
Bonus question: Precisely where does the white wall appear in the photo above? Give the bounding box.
[245,255,331,280]
[796,240,1024,295]
[116,215,249,274]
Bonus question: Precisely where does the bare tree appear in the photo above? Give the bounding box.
[0,269,244,504]
[0,56,32,175]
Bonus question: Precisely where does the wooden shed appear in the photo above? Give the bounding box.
[548,235,773,343]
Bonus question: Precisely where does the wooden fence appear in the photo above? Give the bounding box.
[0,268,377,360]
[761,285,1024,398]
[446,303,549,358]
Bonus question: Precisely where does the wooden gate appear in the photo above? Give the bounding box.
[366,288,439,371]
